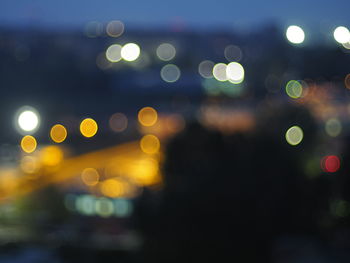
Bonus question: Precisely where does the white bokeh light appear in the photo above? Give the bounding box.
[121,43,140,61]
[286,25,305,44]
[212,63,228,82]
[226,62,245,84]
[334,26,350,44]
[17,107,40,133]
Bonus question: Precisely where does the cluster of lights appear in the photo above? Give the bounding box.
[65,194,133,218]
[16,106,162,157]
[286,25,350,45]
[85,20,125,38]
[212,62,245,84]
[106,43,141,62]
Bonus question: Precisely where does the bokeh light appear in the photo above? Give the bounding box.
[20,135,37,153]
[226,62,244,84]
[342,41,350,50]
[156,43,176,61]
[20,156,39,174]
[286,25,305,44]
[140,134,160,154]
[50,124,67,143]
[106,20,124,37]
[81,168,100,186]
[213,63,228,82]
[334,26,350,44]
[345,74,350,89]
[198,60,214,78]
[321,155,340,173]
[95,198,114,217]
[109,113,128,132]
[121,43,140,61]
[80,118,98,138]
[17,107,40,133]
[285,80,303,98]
[100,178,126,198]
[138,107,158,127]
[105,44,122,62]
[285,126,303,146]
[160,64,181,82]
[325,118,342,137]
[40,146,63,166]
[224,45,242,61]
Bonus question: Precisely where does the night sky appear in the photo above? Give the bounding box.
[1,0,349,31]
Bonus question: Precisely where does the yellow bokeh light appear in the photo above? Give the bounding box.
[226,62,244,84]
[80,118,98,138]
[334,26,350,44]
[81,168,100,186]
[138,107,158,127]
[40,146,63,166]
[21,135,37,153]
[140,134,160,154]
[285,126,303,146]
[121,43,140,61]
[50,124,67,143]
[106,20,124,37]
[212,63,228,82]
[131,158,160,186]
[109,113,128,132]
[105,44,122,62]
[20,156,39,174]
[286,25,305,44]
[100,178,126,198]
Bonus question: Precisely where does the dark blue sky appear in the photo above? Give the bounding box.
[1,0,349,30]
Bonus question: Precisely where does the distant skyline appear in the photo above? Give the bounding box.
[1,0,349,31]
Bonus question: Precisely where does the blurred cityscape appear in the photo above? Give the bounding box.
[0,13,350,263]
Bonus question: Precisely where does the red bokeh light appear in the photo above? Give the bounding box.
[321,155,340,173]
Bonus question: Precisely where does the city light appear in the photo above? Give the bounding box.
[40,146,63,166]
[50,124,67,143]
[334,26,350,44]
[325,118,342,137]
[109,113,128,132]
[140,134,160,154]
[285,80,303,98]
[212,63,228,81]
[285,126,303,146]
[198,60,214,78]
[80,118,98,138]
[105,44,122,62]
[226,62,244,84]
[81,168,100,186]
[20,135,37,153]
[156,43,176,61]
[321,155,340,173]
[224,45,242,61]
[160,64,181,82]
[138,107,158,127]
[106,20,124,38]
[16,107,40,134]
[286,25,305,44]
[121,43,140,61]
